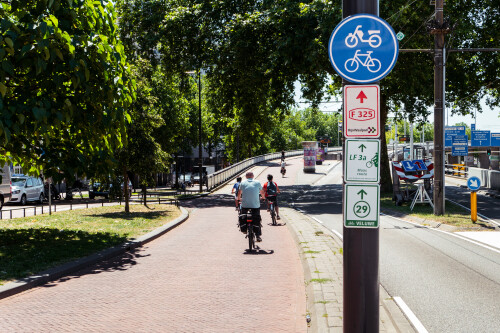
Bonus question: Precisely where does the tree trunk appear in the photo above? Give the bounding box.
[123,165,130,213]
[142,184,148,207]
[380,94,392,194]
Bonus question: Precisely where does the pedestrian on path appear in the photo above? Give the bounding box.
[237,172,265,241]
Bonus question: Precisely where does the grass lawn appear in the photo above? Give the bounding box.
[0,204,181,286]
[380,193,494,230]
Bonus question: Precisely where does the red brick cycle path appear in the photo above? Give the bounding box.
[0,158,306,332]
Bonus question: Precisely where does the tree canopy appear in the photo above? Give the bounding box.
[0,0,135,180]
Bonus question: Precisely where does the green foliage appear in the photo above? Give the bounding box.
[0,0,135,180]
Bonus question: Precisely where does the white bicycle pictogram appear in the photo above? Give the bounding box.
[345,25,382,48]
[344,50,381,73]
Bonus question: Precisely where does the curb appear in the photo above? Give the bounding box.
[0,206,189,301]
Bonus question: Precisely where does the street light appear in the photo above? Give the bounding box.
[186,70,203,193]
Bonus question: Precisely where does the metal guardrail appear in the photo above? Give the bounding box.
[206,148,342,190]
[0,197,179,220]
[445,163,468,177]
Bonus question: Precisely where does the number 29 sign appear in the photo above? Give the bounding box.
[344,85,380,138]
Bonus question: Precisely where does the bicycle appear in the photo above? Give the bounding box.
[366,153,379,168]
[268,196,277,225]
[280,167,286,177]
[344,50,381,73]
[238,208,260,251]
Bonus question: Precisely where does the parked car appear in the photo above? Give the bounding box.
[10,174,45,205]
[89,180,132,200]
[0,163,12,209]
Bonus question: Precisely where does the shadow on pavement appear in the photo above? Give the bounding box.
[42,248,150,288]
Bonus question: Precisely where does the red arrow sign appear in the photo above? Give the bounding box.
[356,91,367,103]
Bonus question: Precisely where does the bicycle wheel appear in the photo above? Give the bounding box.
[367,58,381,73]
[270,204,277,225]
[344,34,358,48]
[345,58,359,73]
[248,225,254,251]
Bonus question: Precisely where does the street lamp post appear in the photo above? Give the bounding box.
[186,70,203,193]
[197,70,202,193]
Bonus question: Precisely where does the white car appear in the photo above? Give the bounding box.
[10,175,45,205]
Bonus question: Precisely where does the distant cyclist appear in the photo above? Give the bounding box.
[263,174,281,219]
[237,172,265,242]
[231,177,242,210]
[281,150,285,161]
[280,159,286,176]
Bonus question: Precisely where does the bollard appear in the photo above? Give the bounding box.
[471,191,477,223]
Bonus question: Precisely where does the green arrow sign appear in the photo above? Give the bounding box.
[358,144,367,152]
[357,189,367,199]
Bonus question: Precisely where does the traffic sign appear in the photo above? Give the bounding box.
[452,135,468,156]
[344,85,380,138]
[471,124,476,131]
[467,176,481,191]
[445,126,466,147]
[471,130,491,147]
[401,160,416,172]
[412,160,428,171]
[328,14,399,84]
[491,133,500,146]
[344,184,380,228]
[344,139,380,182]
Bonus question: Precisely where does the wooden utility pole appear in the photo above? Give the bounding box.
[432,0,446,215]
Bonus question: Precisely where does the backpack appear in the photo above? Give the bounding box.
[266,181,277,195]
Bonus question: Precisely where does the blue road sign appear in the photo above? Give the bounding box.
[328,14,398,84]
[471,130,491,147]
[452,135,468,156]
[467,176,481,191]
[491,133,500,146]
[412,160,428,171]
[471,124,476,131]
[445,126,466,147]
[401,160,416,172]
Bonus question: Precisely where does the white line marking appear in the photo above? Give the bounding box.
[310,216,344,240]
[447,198,500,227]
[381,213,500,254]
[393,297,429,333]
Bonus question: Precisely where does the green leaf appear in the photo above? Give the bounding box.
[55,48,63,61]
[0,82,6,97]
[4,37,13,48]
[1,60,14,76]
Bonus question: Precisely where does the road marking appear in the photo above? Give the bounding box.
[446,198,500,227]
[310,216,344,241]
[381,213,500,254]
[393,297,429,333]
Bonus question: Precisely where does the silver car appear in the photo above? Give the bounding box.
[10,175,45,205]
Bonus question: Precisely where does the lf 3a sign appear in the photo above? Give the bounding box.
[344,85,380,138]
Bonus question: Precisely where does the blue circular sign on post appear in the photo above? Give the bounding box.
[328,14,399,83]
[467,176,481,191]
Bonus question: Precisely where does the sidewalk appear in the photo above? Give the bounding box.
[281,207,415,332]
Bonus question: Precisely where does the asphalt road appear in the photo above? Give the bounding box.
[285,160,500,333]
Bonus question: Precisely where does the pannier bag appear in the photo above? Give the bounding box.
[238,213,261,233]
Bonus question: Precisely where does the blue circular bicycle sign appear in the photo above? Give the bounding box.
[328,14,399,83]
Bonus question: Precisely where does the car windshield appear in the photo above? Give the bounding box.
[11,177,26,187]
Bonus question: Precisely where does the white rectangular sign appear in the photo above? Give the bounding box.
[344,139,380,183]
[344,85,380,138]
[344,184,380,228]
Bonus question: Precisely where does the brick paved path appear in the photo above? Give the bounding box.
[0,159,306,332]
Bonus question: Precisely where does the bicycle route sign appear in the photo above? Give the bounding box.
[344,184,380,228]
[344,85,380,138]
[328,14,399,83]
[344,139,380,183]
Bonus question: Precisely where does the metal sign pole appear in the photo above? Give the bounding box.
[342,1,379,332]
